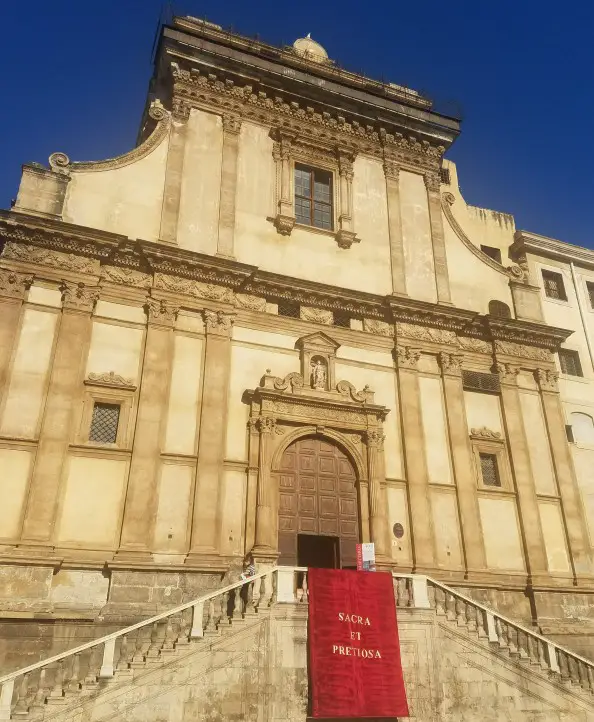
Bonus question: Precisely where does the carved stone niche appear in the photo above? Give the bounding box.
[295,331,340,392]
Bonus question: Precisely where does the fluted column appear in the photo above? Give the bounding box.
[365,428,389,562]
[216,114,241,258]
[395,345,436,571]
[536,369,594,581]
[496,362,548,584]
[20,282,99,546]
[383,160,406,296]
[117,298,178,558]
[424,171,452,305]
[439,352,487,575]
[0,270,31,405]
[252,416,277,559]
[186,310,234,564]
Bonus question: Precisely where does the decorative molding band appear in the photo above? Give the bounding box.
[48,101,170,174]
[470,426,503,441]
[85,371,137,390]
[441,193,525,281]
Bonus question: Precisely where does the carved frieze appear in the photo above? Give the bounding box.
[397,322,457,345]
[439,352,464,376]
[535,368,559,393]
[300,306,333,325]
[395,346,421,370]
[203,310,234,336]
[145,297,179,326]
[0,269,33,300]
[494,340,552,363]
[85,371,136,389]
[458,336,492,354]
[235,293,267,312]
[155,273,234,303]
[363,318,394,337]
[101,266,152,288]
[3,243,99,274]
[61,281,100,312]
[470,426,503,441]
[272,401,366,425]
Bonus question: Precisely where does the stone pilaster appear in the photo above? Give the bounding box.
[424,171,452,305]
[20,282,99,546]
[0,270,31,407]
[252,416,278,561]
[186,310,234,564]
[536,369,594,581]
[383,160,407,296]
[216,114,241,258]
[159,114,189,243]
[335,152,358,249]
[439,352,488,575]
[395,345,436,571]
[117,298,178,559]
[365,429,389,562]
[496,362,548,584]
[273,132,295,235]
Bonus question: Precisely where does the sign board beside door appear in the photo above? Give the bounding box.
[356,542,376,571]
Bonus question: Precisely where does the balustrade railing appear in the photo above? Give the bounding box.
[1,566,592,719]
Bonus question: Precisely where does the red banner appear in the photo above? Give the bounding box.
[308,568,409,719]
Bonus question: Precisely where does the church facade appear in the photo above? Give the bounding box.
[1,15,594,670]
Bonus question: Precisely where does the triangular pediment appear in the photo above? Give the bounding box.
[295,331,340,353]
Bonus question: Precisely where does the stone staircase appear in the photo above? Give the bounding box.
[0,567,593,721]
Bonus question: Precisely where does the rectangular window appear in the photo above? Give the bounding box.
[587,281,594,309]
[480,245,502,264]
[479,453,501,487]
[294,164,333,230]
[542,270,567,301]
[439,167,451,185]
[277,299,301,319]
[333,310,352,328]
[89,402,120,444]
[559,349,583,377]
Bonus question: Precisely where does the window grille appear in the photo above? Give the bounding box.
[479,453,501,487]
[439,167,451,185]
[488,300,511,318]
[294,164,333,230]
[462,370,501,394]
[542,270,567,301]
[89,402,120,444]
[481,245,502,264]
[333,310,352,328]
[559,349,583,377]
[587,281,594,309]
[277,299,301,319]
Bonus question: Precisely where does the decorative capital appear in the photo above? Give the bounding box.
[337,153,354,179]
[439,352,464,376]
[274,213,295,236]
[144,297,179,326]
[222,113,242,135]
[494,361,520,385]
[365,429,385,449]
[203,309,234,336]
[395,345,421,370]
[535,368,559,393]
[335,229,360,249]
[382,159,400,181]
[424,171,441,194]
[60,281,100,312]
[0,269,33,300]
[257,416,276,434]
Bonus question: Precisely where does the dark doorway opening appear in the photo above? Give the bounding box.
[297,534,339,569]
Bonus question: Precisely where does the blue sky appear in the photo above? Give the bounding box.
[2,1,593,247]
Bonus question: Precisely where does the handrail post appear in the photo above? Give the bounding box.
[0,679,14,721]
[190,601,205,638]
[547,643,561,673]
[411,575,431,609]
[99,638,116,678]
[276,567,296,603]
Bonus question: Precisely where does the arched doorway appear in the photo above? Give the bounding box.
[276,436,359,568]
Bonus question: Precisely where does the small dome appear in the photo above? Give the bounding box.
[292,35,328,63]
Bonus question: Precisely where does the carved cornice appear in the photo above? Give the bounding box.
[395,345,421,370]
[441,193,525,280]
[203,309,234,336]
[84,371,136,390]
[485,317,571,351]
[0,268,33,300]
[387,296,477,332]
[470,426,503,441]
[61,281,100,312]
[145,297,179,326]
[535,368,559,393]
[48,101,170,174]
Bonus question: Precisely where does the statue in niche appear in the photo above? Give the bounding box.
[311,357,328,390]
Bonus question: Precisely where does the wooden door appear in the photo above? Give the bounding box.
[277,436,359,567]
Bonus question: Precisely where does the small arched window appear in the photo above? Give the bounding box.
[570,412,594,445]
[488,300,512,319]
